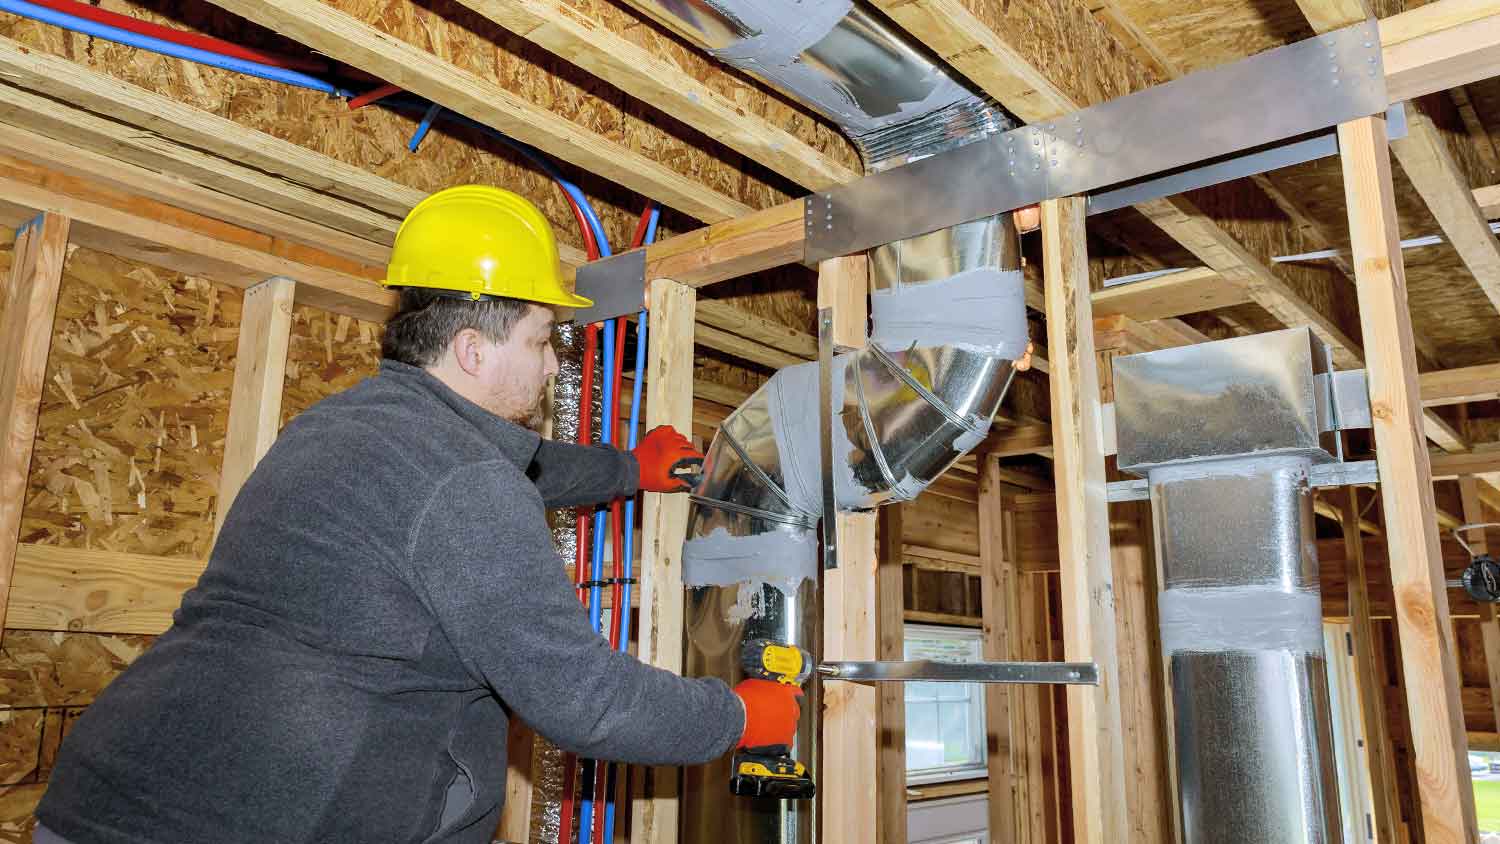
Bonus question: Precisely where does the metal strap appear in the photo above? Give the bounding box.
[818,309,838,570]
[689,494,817,529]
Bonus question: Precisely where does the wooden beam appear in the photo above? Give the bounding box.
[0,106,391,267]
[694,322,807,370]
[1381,0,1500,104]
[1430,445,1500,478]
[1339,112,1478,843]
[876,504,907,844]
[7,543,200,634]
[1421,361,1500,405]
[695,299,818,360]
[0,152,393,322]
[1339,486,1403,844]
[214,277,296,537]
[979,458,1020,841]
[1042,196,1129,844]
[1090,267,1250,322]
[207,0,754,223]
[1296,0,1376,39]
[499,724,535,844]
[819,254,879,844]
[631,278,696,844]
[1391,104,1500,317]
[450,0,859,192]
[644,203,806,289]
[0,212,70,635]
[902,609,982,627]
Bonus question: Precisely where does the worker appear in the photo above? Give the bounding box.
[34,186,804,844]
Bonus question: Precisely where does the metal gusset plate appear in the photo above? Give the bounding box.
[572,248,645,324]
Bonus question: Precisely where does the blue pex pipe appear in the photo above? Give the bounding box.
[0,0,350,96]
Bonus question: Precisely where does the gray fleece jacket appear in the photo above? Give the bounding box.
[36,360,741,844]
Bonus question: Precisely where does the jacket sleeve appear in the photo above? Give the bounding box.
[405,461,742,766]
[526,439,639,508]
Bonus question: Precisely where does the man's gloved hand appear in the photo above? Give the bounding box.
[632,425,703,493]
[732,679,802,749]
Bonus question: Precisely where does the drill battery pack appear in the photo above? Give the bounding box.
[729,746,816,800]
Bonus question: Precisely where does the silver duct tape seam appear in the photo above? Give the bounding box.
[1158,587,1326,655]
[682,526,819,589]
[869,267,1028,357]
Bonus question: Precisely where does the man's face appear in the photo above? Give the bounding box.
[474,304,560,427]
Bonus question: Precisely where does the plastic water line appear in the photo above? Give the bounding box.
[23,0,329,71]
[0,0,351,96]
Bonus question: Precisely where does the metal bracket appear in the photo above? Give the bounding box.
[817,659,1099,685]
[805,19,1387,262]
[1105,459,1380,502]
[571,248,646,324]
[818,308,838,570]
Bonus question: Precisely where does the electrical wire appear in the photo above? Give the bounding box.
[0,0,352,96]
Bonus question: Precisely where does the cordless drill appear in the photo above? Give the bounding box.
[729,639,817,800]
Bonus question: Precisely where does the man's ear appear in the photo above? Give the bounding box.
[451,328,485,376]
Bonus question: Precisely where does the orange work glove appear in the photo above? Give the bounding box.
[732,679,803,750]
[631,425,703,493]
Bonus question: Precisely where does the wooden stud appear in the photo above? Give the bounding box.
[498,724,535,844]
[214,277,296,537]
[1341,487,1404,844]
[979,457,1019,842]
[1338,112,1478,843]
[817,254,878,844]
[1089,267,1249,322]
[876,504,907,844]
[1041,196,1129,844]
[630,278,696,844]
[0,212,71,635]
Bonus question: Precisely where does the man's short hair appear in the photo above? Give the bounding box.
[381,288,533,367]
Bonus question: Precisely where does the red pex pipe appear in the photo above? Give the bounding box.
[24,0,330,72]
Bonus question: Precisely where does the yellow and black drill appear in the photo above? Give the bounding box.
[729,639,817,801]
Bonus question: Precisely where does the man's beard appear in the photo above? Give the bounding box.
[510,385,548,431]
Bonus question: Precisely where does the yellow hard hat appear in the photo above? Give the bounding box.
[383,185,592,308]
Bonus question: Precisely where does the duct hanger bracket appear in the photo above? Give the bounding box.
[572,248,646,324]
[1106,459,1380,502]
[804,19,1387,262]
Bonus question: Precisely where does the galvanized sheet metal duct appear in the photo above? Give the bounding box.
[1115,329,1344,844]
[631,2,1028,841]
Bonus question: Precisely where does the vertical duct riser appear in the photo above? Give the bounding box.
[1150,458,1342,844]
[1115,328,1346,844]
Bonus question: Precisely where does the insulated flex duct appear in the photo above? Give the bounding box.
[1115,328,1343,844]
[638,2,1028,841]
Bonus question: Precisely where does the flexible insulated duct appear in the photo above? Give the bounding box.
[631,2,1028,841]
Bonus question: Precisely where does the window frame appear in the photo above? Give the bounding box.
[903,622,989,785]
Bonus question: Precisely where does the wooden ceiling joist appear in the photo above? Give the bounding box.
[449,0,860,191]
[1090,267,1252,321]
[1391,105,1500,317]
[205,0,768,223]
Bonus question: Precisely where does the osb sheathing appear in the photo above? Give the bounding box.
[2,240,382,837]
[0,631,150,841]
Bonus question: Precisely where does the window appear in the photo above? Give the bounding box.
[904,623,987,784]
